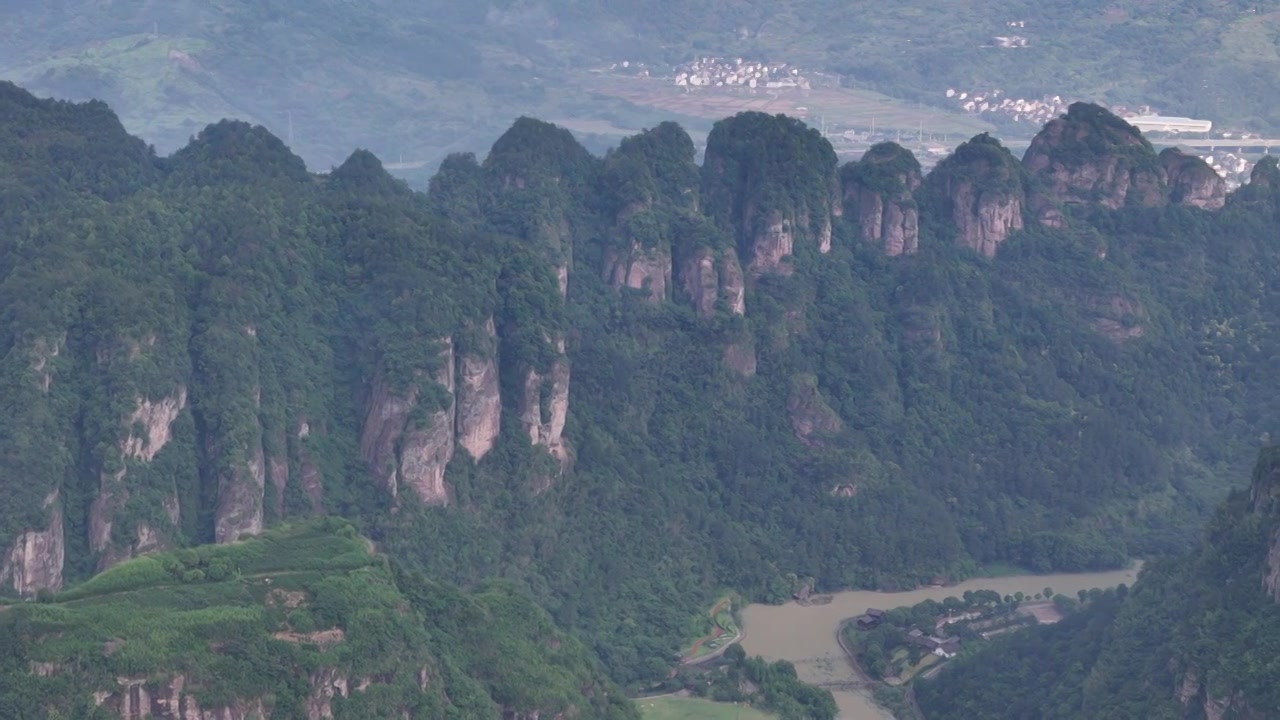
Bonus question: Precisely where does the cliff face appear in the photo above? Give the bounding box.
[360,339,455,507]
[1023,102,1167,223]
[701,112,840,277]
[842,142,923,256]
[926,133,1026,257]
[519,337,571,473]
[1160,148,1227,210]
[89,388,188,569]
[603,201,672,303]
[455,317,502,462]
[0,490,64,595]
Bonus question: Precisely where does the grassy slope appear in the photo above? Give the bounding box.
[2,519,637,719]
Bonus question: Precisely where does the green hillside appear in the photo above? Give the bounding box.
[916,446,1280,719]
[0,79,1278,699]
[0,518,638,719]
[3,1,1277,174]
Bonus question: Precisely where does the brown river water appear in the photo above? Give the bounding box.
[740,564,1142,719]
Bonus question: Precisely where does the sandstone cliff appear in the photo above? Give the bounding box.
[518,337,571,474]
[89,388,188,570]
[701,112,841,277]
[455,317,502,462]
[1160,148,1226,210]
[0,490,64,595]
[1023,102,1167,224]
[842,142,923,255]
[925,133,1026,257]
[359,339,455,507]
[603,202,672,303]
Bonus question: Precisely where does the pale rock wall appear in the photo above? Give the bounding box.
[746,209,794,277]
[681,248,719,319]
[0,490,64,595]
[397,338,455,507]
[1161,149,1226,210]
[721,249,746,315]
[456,317,501,462]
[359,339,457,507]
[952,182,1023,258]
[215,442,265,543]
[90,389,188,569]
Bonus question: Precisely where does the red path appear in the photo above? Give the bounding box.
[685,597,732,659]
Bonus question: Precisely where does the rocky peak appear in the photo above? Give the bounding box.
[925,133,1025,257]
[1160,148,1226,210]
[1249,156,1279,188]
[842,142,923,255]
[1022,102,1166,223]
[701,111,840,275]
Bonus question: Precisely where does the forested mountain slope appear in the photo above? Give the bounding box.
[916,446,1280,720]
[3,1,1277,171]
[0,519,637,720]
[0,83,1278,690]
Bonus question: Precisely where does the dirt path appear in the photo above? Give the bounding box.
[682,597,742,665]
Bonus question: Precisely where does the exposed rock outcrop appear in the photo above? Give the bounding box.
[359,339,455,507]
[215,440,265,544]
[746,208,796,277]
[456,317,501,462]
[90,389,188,569]
[604,203,672,303]
[397,338,455,507]
[1250,156,1279,189]
[677,246,747,318]
[1160,149,1226,210]
[842,142,923,256]
[701,111,841,275]
[681,247,720,318]
[787,375,844,447]
[927,134,1025,257]
[0,490,64,595]
[1023,103,1167,223]
[721,248,746,315]
[91,673,286,719]
[519,338,571,474]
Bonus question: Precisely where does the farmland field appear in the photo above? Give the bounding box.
[639,696,775,720]
[580,74,995,137]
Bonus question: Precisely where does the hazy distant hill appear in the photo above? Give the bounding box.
[4,1,1276,176]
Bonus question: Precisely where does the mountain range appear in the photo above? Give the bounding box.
[0,77,1278,714]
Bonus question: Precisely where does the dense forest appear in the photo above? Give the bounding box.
[916,446,1280,719]
[0,79,1278,701]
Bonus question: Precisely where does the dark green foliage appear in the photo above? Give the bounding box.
[917,448,1280,719]
[2,82,1280,702]
[0,520,639,719]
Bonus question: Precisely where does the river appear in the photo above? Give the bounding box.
[739,564,1142,719]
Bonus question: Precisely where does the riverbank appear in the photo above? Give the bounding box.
[739,564,1142,720]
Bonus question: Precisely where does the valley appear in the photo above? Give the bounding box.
[741,566,1142,719]
[1,58,1280,717]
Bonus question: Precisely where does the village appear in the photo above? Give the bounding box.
[843,588,1076,686]
[595,54,1264,189]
